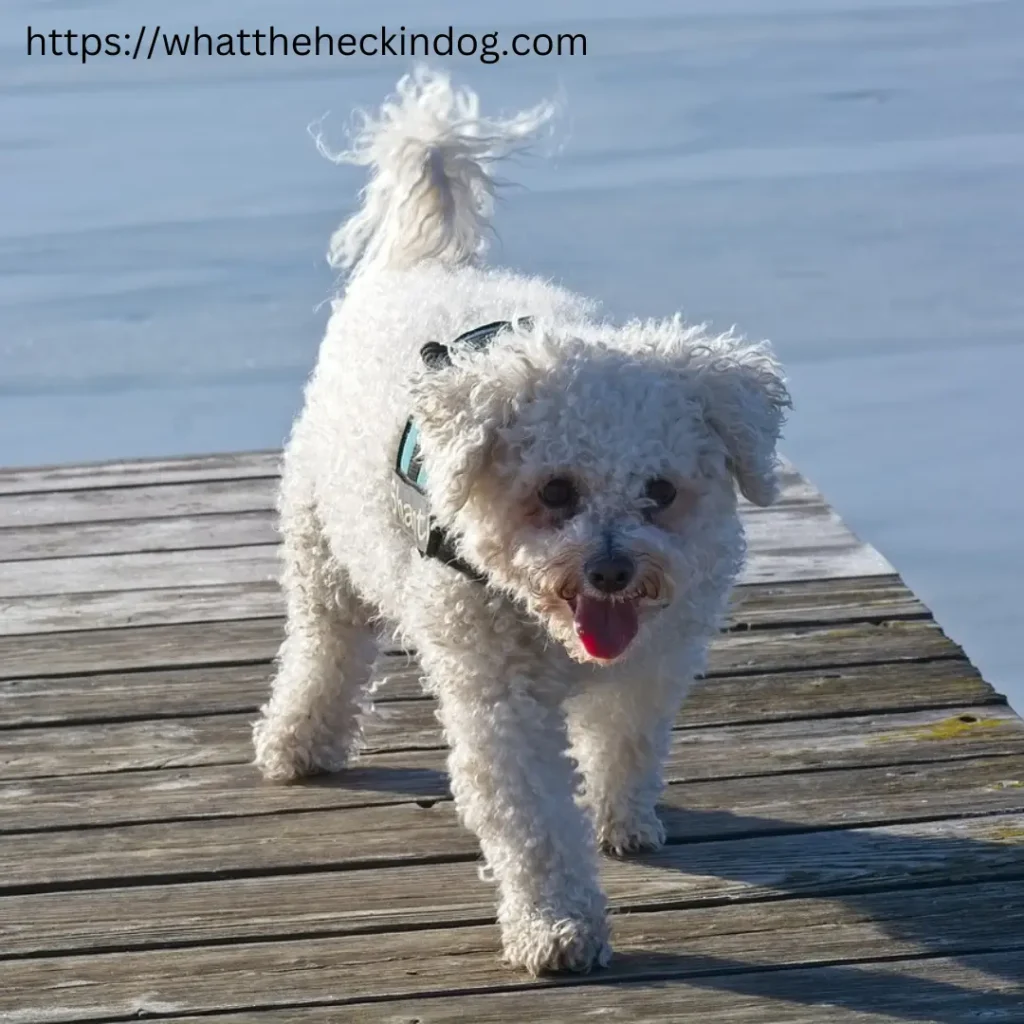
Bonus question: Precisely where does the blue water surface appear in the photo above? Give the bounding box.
[1,0,1021,707]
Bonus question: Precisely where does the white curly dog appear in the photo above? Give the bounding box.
[253,68,790,976]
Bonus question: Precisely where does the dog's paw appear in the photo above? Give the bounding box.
[252,716,349,783]
[596,806,667,857]
[501,911,612,976]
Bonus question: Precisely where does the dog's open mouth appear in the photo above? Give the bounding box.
[568,595,640,661]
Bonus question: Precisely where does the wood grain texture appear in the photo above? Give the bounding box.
[0,507,889,597]
[0,503,892,635]
[0,477,279,529]
[2,468,812,529]
[0,656,993,733]
[727,575,927,626]
[135,952,1023,1024]
[0,662,273,727]
[0,573,926,637]
[3,881,1022,1022]
[0,511,278,563]
[0,451,281,496]
[0,454,805,502]
[739,500,893,581]
[4,738,1020,836]
[0,451,1018,1024]
[0,506,874,577]
[0,498,892,583]
[4,666,1013,781]
[0,614,961,682]
[0,582,282,637]
[355,696,1022,763]
[4,757,1019,946]
[4,716,1024,887]
[0,618,281,680]
[0,545,280,599]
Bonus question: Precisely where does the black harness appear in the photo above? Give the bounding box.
[392,318,533,583]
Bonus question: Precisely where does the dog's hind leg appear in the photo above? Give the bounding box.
[253,493,377,782]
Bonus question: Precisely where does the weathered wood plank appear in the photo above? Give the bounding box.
[3,881,1022,1022]
[1,658,992,735]
[0,471,783,529]
[0,455,808,504]
[5,809,1022,957]
[0,619,280,680]
[0,511,890,623]
[144,952,1024,1024]
[0,545,279,599]
[0,478,279,530]
[0,511,278,563]
[0,582,282,637]
[0,573,926,637]
[727,575,926,627]
[0,506,876,578]
[0,455,1010,1024]
[4,729,1024,889]
[0,615,960,682]
[0,499,892,589]
[370,647,982,708]
[0,451,281,496]
[739,501,893,581]
[3,735,1020,845]
[359,697,1024,764]
[0,663,272,727]
[0,454,807,498]
[5,669,1014,781]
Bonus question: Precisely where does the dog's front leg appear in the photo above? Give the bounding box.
[568,667,695,856]
[431,663,610,975]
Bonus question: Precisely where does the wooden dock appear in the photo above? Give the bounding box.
[1,451,1023,1023]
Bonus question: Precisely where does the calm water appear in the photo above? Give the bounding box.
[2,0,1021,708]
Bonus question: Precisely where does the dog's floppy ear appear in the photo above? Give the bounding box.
[689,336,791,506]
[409,353,523,523]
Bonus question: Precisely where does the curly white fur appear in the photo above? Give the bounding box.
[253,68,791,976]
[313,65,555,275]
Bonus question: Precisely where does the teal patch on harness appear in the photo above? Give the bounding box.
[396,420,428,490]
[390,318,533,582]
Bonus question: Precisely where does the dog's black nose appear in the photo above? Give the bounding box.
[585,553,636,594]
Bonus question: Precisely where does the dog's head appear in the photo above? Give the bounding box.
[411,319,790,663]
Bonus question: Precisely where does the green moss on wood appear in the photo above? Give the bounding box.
[987,825,1024,843]
[879,715,1010,743]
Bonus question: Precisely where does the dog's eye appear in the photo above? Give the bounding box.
[644,478,677,508]
[538,477,578,510]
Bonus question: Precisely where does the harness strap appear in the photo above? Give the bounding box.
[393,317,533,584]
[420,317,534,370]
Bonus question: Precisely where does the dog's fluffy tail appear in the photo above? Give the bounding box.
[315,68,555,276]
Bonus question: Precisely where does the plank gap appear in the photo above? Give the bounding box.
[0,471,281,501]
[0,686,1002,736]
[4,804,1018,899]
[19,941,1024,1024]
[4,875,1023,967]
[0,538,280,567]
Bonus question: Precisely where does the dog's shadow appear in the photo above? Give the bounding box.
[305,764,1024,1020]
[301,763,450,803]
[599,803,1024,1020]
[581,947,1024,1023]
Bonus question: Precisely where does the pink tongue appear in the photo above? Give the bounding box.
[573,596,639,661]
